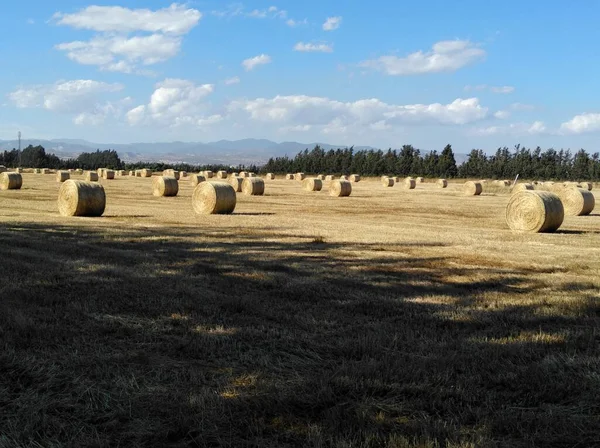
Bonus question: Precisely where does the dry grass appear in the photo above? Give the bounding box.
[1,174,599,447]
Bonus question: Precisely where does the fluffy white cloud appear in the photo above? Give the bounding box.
[464,85,515,94]
[286,18,308,27]
[494,110,510,119]
[294,42,333,53]
[228,95,488,134]
[8,80,125,125]
[223,77,241,85]
[560,113,600,134]
[490,86,515,94]
[53,4,201,35]
[242,54,272,71]
[361,40,485,75]
[472,121,547,136]
[126,79,217,127]
[56,34,182,73]
[322,16,342,31]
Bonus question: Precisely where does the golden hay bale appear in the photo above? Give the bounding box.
[57,180,106,217]
[557,187,595,216]
[249,173,257,178]
[416,176,424,183]
[437,178,448,188]
[180,171,188,178]
[512,183,534,193]
[295,172,306,181]
[15,167,23,174]
[229,176,243,192]
[350,174,361,182]
[506,191,564,233]
[340,175,349,181]
[230,172,239,178]
[204,170,214,179]
[329,179,352,197]
[265,173,275,180]
[152,176,179,197]
[242,177,265,195]
[217,170,228,179]
[404,178,416,189]
[141,169,152,178]
[579,182,593,191]
[316,174,325,180]
[116,170,124,176]
[33,168,40,174]
[75,169,83,175]
[285,173,294,180]
[192,181,236,215]
[163,169,180,180]
[85,171,99,182]
[129,171,134,176]
[303,178,323,191]
[0,172,22,190]
[97,168,103,176]
[56,171,70,183]
[190,174,207,187]
[41,168,49,174]
[0,165,6,173]
[381,176,394,187]
[103,169,115,180]
[325,175,334,181]
[239,171,249,178]
[464,181,482,196]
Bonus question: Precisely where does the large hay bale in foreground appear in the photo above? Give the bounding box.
[103,169,115,180]
[0,172,22,190]
[190,174,206,187]
[437,178,448,188]
[350,174,361,182]
[325,175,334,181]
[295,172,306,181]
[512,183,534,194]
[192,181,236,215]
[57,180,106,217]
[242,177,265,195]
[229,176,243,192]
[329,179,352,197]
[381,176,394,187]
[85,171,99,182]
[217,170,227,179]
[506,191,564,233]
[265,173,275,180]
[464,181,483,196]
[557,187,595,216]
[416,177,424,183]
[141,169,152,178]
[56,171,70,183]
[404,178,416,189]
[152,176,179,197]
[303,178,323,191]
[285,173,294,180]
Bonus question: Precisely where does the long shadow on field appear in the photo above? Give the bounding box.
[0,223,599,448]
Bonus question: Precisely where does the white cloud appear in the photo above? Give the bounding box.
[494,110,510,119]
[53,4,201,35]
[126,79,216,127]
[8,80,125,125]
[465,85,514,94]
[490,86,514,94]
[322,16,342,31]
[211,4,244,18]
[56,34,182,73]
[361,40,485,76]
[228,96,488,135]
[27,18,35,25]
[560,113,600,134]
[242,54,271,71]
[510,102,535,111]
[286,18,308,27]
[294,42,333,53]
[223,76,241,85]
[471,121,547,136]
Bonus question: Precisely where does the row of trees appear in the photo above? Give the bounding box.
[2,144,599,181]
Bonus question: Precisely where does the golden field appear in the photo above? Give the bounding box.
[1,172,599,447]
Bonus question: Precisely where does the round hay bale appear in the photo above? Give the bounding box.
[152,176,179,197]
[579,182,593,191]
[141,169,152,178]
[557,187,595,216]
[75,169,83,175]
[295,172,306,181]
[180,171,188,179]
[316,174,325,180]
[230,172,239,178]
[512,183,534,194]
[192,181,236,215]
[416,176,424,183]
[242,177,265,196]
[248,173,257,178]
[116,170,124,176]
[285,173,294,180]
[404,178,416,189]
[56,171,70,183]
[350,174,361,182]
[85,171,99,182]
[128,171,134,176]
[0,172,22,190]
[329,179,352,197]
[437,178,448,188]
[41,168,49,175]
[239,171,249,178]
[265,173,275,180]
[190,174,207,187]
[506,191,564,233]
[103,169,115,180]
[15,168,23,174]
[217,170,228,179]
[163,169,180,180]
[303,178,323,192]
[340,175,349,181]
[57,180,106,217]
[204,170,214,179]
[464,181,482,196]
[325,175,334,181]
[229,176,243,192]
[33,168,40,174]
[381,176,394,187]
[97,168,104,176]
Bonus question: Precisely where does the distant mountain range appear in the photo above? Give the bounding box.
[0,138,468,165]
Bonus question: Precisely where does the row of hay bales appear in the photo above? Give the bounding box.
[151,175,266,197]
[285,173,361,183]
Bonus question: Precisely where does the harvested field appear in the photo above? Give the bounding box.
[1,174,599,447]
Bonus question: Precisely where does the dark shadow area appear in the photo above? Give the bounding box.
[0,222,598,447]
[232,212,277,216]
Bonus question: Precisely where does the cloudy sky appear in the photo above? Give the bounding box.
[2,1,600,153]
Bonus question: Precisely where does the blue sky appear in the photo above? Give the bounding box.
[2,0,600,154]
